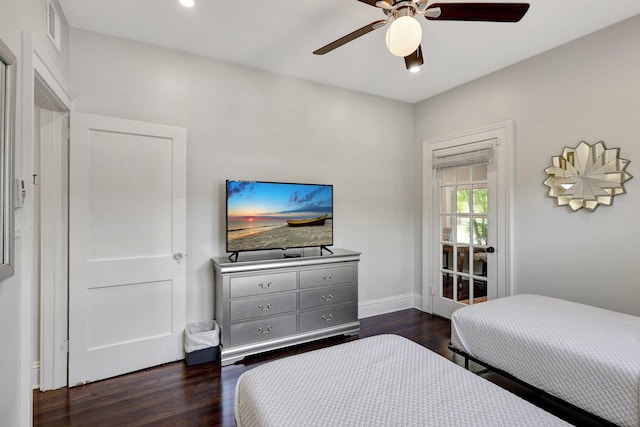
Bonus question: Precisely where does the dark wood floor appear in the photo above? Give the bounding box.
[33,309,606,426]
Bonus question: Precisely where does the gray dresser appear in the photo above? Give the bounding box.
[213,249,360,365]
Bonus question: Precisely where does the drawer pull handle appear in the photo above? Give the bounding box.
[322,274,333,281]
[322,294,334,302]
[258,326,272,334]
[258,303,272,311]
[322,314,334,322]
[258,281,272,289]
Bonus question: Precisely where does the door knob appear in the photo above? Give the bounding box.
[486,247,495,253]
[173,252,183,260]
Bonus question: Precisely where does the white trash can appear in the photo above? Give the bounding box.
[184,320,220,366]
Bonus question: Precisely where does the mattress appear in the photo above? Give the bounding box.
[450,294,640,427]
[235,334,570,427]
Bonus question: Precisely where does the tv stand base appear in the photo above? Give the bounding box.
[320,245,333,255]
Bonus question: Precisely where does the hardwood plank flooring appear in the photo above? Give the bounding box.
[33,309,606,426]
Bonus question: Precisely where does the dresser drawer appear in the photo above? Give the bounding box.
[230,314,297,346]
[299,284,355,310]
[299,265,355,289]
[230,293,297,322]
[230,271,297,298]
[299,302,357,331]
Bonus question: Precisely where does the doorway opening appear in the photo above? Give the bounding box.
[32,64,72,391]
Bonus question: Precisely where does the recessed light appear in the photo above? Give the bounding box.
[179,0,194,7]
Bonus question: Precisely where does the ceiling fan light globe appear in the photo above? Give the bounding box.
[386,16,422,57]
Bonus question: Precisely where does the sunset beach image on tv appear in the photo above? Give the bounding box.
[226,180,333,252]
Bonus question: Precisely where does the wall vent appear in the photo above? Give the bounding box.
[47,0,61,53]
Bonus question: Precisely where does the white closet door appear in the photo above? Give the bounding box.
[68,112,186,385]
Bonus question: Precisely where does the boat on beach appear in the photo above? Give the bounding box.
[286,214,328,227]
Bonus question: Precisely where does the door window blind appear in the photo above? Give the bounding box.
[433,140,495,169]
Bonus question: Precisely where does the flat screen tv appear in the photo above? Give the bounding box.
[226,180,333,257]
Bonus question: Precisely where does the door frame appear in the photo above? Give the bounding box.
[422,121,514,315]
[36,107,69,391]
[22,33,73,391]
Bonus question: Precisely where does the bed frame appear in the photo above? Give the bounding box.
[448,343,618,427]
[447,294,640,427]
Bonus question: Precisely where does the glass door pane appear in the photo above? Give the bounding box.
[439,163,489,306]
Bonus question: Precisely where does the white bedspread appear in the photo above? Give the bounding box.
[451,294,640,427]
[235,334,570,427]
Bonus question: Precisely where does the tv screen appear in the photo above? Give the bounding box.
[226,180,333,253]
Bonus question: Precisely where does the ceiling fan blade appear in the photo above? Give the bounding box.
[424,3,530,22]
[313,20,387,55]
[404,45,424,71]
[356,0,393,9]
[355,0,381,7]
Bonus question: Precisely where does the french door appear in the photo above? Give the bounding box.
[423,122,513,319]
[437,158,496,317]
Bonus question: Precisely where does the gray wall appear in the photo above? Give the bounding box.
[69,28,417,324]
[0,0,70,424]
[414,14,640,316]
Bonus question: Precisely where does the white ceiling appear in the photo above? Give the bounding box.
[58,0,640,103]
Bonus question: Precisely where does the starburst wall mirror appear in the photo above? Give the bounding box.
[544,141,632,212]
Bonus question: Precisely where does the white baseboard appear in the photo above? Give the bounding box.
[358,293,423,319]
[32,361,40,390]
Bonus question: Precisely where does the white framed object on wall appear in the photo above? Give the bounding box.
[0,36,16,281]
[46,0,62,53]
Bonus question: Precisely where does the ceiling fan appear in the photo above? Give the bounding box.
[313,1,530,72]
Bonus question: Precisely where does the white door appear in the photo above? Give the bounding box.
[423,122,513,319]
[68,112,187,386]
[433,152,497,317]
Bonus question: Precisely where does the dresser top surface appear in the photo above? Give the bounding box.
[212,248,360,274]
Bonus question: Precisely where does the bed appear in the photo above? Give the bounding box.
[235,334,570,427]
[450,294,640,427]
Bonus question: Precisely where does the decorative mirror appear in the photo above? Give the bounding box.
[544,141,632,212]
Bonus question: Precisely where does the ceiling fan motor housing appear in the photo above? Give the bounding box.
[382,0,419,17]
